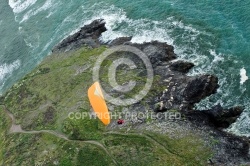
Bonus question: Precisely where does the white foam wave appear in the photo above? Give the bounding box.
[9,0,38,13]
[227,111,250,137]
[0,60,21,81]
[77,4,202,45]
[20,0,55,23]
[171,19,201,35]
[210,49,224,63]
[240,68,248,85]
[45,11,55,18]
[46,2,205,68]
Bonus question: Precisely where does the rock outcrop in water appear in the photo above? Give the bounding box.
[52,19,106,53]
[52,19,250,165]
[204,104,244,128]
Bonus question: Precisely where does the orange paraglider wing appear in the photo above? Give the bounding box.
[88,82,110,125]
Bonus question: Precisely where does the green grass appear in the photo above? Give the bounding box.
[1,132,114,166]
[62,113,105,140]
[76,145,113,166]
[0,107,114,165]
[102,132,212,166]
[3,47,106,132]
[145,132,212,165]
[0,107,10,165]
[103,133,159,166]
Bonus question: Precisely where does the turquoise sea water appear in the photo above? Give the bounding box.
[0,0,249,136]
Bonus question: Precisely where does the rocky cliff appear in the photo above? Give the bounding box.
[1,19,249,166]
[53,19,250,165]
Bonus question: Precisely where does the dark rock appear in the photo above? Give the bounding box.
[109,36,132,46]
[153,73,219,111]
[212,131,250,165]
[184,110,212,126]
[169,60,194,73]
[183,110,250,165]
[203,104,244,128]
[129,41,177,67]
[52,19,107,53]
[183,74,219,105]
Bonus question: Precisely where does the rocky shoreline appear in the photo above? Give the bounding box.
[52,19,250,165]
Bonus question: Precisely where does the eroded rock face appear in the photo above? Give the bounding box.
[130,41,177,67]
[109,36,132,46]
[153,74,219,111]
[108,38,219,111]
[106,24,244,133]
[204,104,244,128]
[169,61,194,73]
[51,19,249,165]
[183,74,219,105]
[52,19,107,53]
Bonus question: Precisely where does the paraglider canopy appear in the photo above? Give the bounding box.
[88,82,110,125]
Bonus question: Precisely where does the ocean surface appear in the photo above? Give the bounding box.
[0,0,249,136]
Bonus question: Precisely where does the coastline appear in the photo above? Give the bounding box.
[1,19,249,165]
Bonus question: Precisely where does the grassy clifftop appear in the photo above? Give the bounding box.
[0,46,212,165]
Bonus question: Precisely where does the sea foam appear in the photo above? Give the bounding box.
[20,0,55,23]
[9,0,37,13]
[240,68,248,85]
[227,111,250,137]
[0,60,21,81]
[85,4,201,46]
